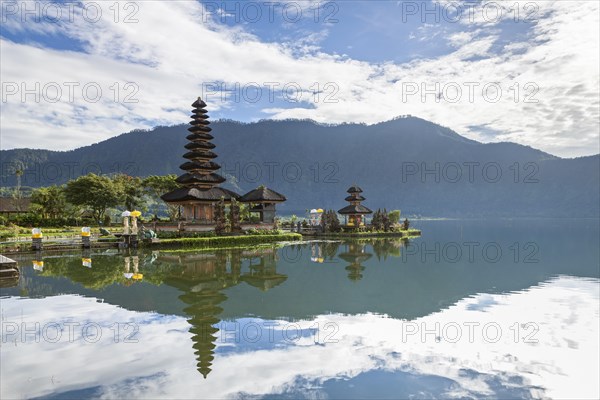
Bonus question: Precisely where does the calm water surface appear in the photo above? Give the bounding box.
[1,219,599,399]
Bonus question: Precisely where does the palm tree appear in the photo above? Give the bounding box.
[12,164,24,211]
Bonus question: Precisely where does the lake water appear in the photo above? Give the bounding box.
[1,219,599,399]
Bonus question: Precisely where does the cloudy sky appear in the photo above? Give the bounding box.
[1,0,598,157]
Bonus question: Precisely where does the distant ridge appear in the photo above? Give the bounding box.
[1,117,598,217]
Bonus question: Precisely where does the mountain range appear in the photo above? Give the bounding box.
[1,117,598,217]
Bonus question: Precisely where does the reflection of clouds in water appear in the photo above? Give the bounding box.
[1,276,598,399]
[466,294,499,311]
[1,296,193,399]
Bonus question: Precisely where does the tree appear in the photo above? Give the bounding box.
[11,163,24,211]
[230,198,241,233]
[30,185,68,219]
[388,210,401,225]
[402,218,410,230]
[239,203,251,222]
[112,174,146,211]
[372,209,383,231]
[65,174,122,224]
[214,198,226,235]
[321,210,329,232]
[382,208,391,232]
[319,210,340,233]
[143,175,179,219]
[329,210,341,232]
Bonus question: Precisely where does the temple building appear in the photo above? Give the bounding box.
[338,184,373,227]
[239,186,286,223]
[161,98,239,222]
[161,97,285,225]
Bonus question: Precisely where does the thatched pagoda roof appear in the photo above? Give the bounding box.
[184,142,216,150]
[176,173,226,185]
[161,187,240,203]
[338,204,373,214]
[345,195,366,202]
[239,186,286,203]
[187,125,212,133]
[346,185,363,193]
[192,98,207,108]
[180,161,221,171]
[183,151,217,160]
[186,133,214,141]
[190,119,210,126]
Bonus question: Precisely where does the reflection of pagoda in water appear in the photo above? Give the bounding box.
[338,243,372,281]
[183,290,225,378]
[160,248,286,378]
[241,251,286,291]
[162,252,237,378]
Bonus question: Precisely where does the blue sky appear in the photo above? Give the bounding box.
[0,0,598,156]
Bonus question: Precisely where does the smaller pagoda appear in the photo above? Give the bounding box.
[338,184,373,227]
[239,186,286,223]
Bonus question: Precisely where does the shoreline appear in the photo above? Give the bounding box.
[0,233,303,255]
[300,230,421,239]
[0,230,424,255]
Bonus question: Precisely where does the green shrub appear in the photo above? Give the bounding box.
[388,210,401,224]
[244,228,282,235]
[10,213,82,228]
[155,233,302,249]
[156,231,216,239]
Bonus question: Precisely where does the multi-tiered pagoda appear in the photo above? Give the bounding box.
[161,98,240,222]
[338,184,373,227]
[338,242,372,281]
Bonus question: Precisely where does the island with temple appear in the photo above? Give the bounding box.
[154,96,419,242]
[0,95,419,254]
[296,183,421,238]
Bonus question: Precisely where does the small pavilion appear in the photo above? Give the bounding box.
[338,184,373,227]
[239,186,286,223]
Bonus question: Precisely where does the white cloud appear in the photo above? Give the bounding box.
[447,30,479,47]
[0,0,598,157]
